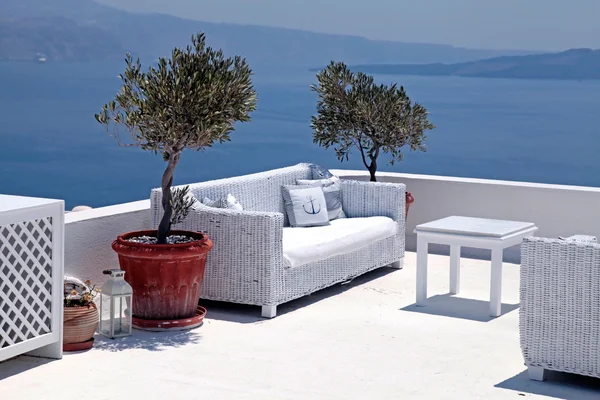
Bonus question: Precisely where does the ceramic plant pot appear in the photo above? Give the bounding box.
[111,230,213,325]
[63,305,99,351]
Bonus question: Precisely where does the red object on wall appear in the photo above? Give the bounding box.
[112,230,213,322]
[405,192,415,219]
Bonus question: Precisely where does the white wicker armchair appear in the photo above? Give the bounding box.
[520,236,600,381]
[151,163,405,317]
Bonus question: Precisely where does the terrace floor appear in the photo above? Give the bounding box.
[2,252,600,400]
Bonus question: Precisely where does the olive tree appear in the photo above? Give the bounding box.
[311,61,434,182]
[96,33,257,243]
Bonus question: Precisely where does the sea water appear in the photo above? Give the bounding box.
[1,61,599,209]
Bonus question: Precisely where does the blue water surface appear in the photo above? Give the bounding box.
[1,61,599,209]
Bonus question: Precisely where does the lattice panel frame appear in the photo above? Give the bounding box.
[0,217,53,348]
[0,197,64,362]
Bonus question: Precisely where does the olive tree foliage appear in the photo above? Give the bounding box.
[96,33,257,243]
[311,61,434,182]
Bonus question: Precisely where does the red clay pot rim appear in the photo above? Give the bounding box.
[115,230,212,250]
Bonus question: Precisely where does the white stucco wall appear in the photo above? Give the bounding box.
[334,170,600,262]
[62,171,600,283]
[64,200,152,285]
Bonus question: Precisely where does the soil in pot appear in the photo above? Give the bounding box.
[63,305,99,351]
[112,230,213,324]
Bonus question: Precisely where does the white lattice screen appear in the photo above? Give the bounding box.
[0,217,54,349]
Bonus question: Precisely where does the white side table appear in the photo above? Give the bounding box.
[414,216,538,317]
[0,195,64,361]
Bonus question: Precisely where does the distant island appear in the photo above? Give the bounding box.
[0,0,533,66]
[347,49,600,81]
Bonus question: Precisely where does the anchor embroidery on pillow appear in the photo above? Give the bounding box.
[302,196,322,215]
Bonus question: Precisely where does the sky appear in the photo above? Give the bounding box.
[96,0,599,51]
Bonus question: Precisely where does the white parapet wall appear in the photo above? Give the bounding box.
[65,200,152,284]
[63,171,600,283]
[334,169,600,262]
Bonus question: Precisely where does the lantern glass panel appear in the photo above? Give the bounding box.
[100,293,132,338]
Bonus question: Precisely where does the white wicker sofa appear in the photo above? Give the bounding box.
[520,236,600,381]
[150,163,405,318]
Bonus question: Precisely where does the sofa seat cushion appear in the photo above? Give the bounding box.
[282,216,397,268]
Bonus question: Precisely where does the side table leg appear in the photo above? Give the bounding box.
[449,245,460,295]
[416,237,428,306]
[490,248,503,317]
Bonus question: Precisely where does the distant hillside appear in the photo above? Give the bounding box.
[0,0,532,65]
[0,17,123,62]
[350,49,600,80]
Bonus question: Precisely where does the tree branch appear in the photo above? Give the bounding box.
[356,132,371,171]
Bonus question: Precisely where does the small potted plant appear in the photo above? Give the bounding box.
[95,33,257,330]
[63,277,99,351]
[310,61,435,218]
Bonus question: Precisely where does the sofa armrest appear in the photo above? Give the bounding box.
[340,180,406,225]
[520,237,600,372]
[173,204,285,306]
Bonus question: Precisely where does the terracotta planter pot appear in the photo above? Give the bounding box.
[405,192,415,218]
[63,305,99,345]
[111,230,213,321]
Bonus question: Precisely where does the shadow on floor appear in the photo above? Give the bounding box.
[400,294,519,322]
[93,328,202,352]
[496,370,600,400]
[0,356,54,380]
[204,266,400,324]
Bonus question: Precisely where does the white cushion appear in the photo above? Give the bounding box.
[201,193,243,211]
[224,194,243,211]
[282,216,397,268]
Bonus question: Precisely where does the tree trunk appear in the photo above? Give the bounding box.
[157,152,180,244]
[368,157,377,182]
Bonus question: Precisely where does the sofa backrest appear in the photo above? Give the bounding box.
[150,163,314,226]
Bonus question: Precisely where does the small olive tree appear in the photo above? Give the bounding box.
[96,33,257,243]
[311,61,434,182]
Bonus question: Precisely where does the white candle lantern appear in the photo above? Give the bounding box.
[99,269,133,338]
